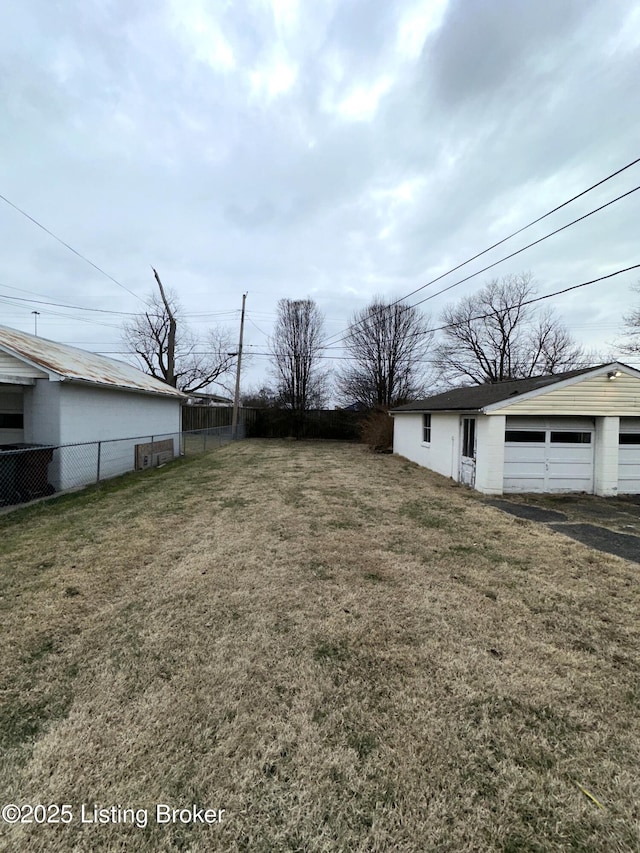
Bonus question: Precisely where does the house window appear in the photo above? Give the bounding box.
[550,431,591,444]
[505,430,545,443]
[620,433,640,445]
[0,413,23,429]
[422,414,431,443]
[462,418,476,459]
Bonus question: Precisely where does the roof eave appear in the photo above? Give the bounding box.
[0,374,37,386]
[392,406,483,415]
[483,362,639,412]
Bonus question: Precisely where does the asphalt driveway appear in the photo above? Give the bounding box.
[487,494,640,564]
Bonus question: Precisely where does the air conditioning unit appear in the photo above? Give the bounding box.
[134,439,175,471]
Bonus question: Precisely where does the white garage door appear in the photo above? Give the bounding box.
[503,418,594,494]
[618,418,640,494]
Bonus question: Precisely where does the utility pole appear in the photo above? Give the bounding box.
[231,293,247,439]
[32,311,40,335]
[152,266,176,386]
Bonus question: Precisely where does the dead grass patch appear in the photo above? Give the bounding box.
[0,440,638,851]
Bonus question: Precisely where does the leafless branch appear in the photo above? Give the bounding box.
[432,273,586,384]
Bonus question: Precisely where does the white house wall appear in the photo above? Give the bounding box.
[58,382,180,444]
[23,380,61,445]
[22,380,181,491]
[53,383,181,489]
[393,412,460,480]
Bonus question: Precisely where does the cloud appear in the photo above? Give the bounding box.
[0,0,639,386]
[168,0,236,72]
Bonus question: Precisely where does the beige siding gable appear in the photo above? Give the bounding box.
[495,371,640,416]
[0,350,48,379]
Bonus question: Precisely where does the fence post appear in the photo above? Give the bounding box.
[96,441,101,483]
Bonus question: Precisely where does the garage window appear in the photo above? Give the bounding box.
[505,430,545,443]
[550,431,591,444]
[0,413,23,429]
[620,433,640,445]
[422,414,431,443]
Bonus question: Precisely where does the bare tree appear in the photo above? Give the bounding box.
[270,299,327,429]
[241,385,281,408]
[617,281,640,355]
[123,282,236,395]
[337,299,434,408]
[433,273,585,384]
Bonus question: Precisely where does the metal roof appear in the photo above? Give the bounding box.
[0,325,185,398]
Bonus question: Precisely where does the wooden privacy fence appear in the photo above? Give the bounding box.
[182,406,257,432]
[248,409,367,441]
[182,405,368,440]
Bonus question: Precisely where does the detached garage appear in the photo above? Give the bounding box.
[391,363,640,496]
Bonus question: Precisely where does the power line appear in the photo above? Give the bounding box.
[0,297,123,330]
[0,291,137,315]
[400,159,640,305]
[411,185,640,310]
[241,263,640,354]
[321,155,640,348]
[97,264,634,359]
[390,263,640,344]
[0,287,244,328]
[323,183,640,348]
[0,192,145,302]
[0,280,81,302]
[0,279,242,320]
[246,315,270,338]
[183,310,240,317]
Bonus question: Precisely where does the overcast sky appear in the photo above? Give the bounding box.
[1,0,639,395]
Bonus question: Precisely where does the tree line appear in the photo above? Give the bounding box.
[123,270,640,412]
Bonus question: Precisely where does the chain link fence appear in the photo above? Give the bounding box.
[0,425,245,509]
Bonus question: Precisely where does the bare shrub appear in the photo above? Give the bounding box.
[360,408,393,453]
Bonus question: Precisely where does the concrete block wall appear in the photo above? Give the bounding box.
[474,415,506,495]
[392,412,460,481]
[22,379,181,491]
[594,416,619,496]
[54,383,181,489]
[23,380,61,445]
[58,383,180,445]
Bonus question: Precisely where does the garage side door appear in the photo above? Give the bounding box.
[619,418,640,494]
[504,418,594,494]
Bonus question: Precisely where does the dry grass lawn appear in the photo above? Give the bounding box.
[0,439,639,852]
